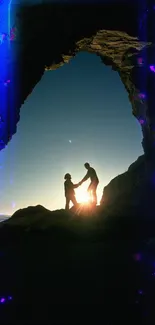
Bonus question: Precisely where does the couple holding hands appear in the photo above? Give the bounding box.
[64,162,99,210]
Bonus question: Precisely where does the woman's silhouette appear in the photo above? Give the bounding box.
[64,173,79,210]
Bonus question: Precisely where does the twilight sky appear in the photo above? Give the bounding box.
[0,52,143,215]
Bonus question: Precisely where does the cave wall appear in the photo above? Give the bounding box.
[1,1,155,159]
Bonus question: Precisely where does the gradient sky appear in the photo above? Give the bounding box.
[0,51,143,215]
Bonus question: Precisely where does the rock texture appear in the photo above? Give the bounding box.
[1,1,155,157]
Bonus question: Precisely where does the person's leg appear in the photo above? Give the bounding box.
[71,195,78,207]
[92,183,98,205]
[87,184,93,203]
[65,197,70,210]
[92,189,97,205]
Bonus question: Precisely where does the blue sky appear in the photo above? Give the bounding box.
[0,52,143,215]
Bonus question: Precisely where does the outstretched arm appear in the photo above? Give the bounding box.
[73,183,79,188]
[79,171,89,185]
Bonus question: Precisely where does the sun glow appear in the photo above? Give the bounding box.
[76,187,90,204]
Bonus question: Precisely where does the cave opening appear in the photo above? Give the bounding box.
[1,1,154,215]
[0,51,144,214]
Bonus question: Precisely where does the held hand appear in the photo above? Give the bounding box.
[74,183,80,188]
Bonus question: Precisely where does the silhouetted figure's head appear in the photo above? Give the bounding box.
[84,162,90,170]
[64,173,71,180]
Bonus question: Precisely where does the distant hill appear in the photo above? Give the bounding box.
[0,214,10,221]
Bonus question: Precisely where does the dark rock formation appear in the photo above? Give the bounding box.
[100,154,146,206]
[100,153,155,218]
[2,205,70,230]
[1,1,155,160]
[1,203,155,324]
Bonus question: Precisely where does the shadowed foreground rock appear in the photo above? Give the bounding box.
[0,198,155,324]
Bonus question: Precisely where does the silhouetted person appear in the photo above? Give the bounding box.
[78,163,99,205]
[64,173,79,210]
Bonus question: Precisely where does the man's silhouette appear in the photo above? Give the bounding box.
[64,173,79,210]
[78,163,99,205]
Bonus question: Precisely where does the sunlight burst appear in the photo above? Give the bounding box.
[76,188,90,204]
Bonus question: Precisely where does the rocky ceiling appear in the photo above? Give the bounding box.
[1,1,155,158]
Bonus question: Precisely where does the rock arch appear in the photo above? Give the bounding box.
[1,1,155,163]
